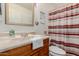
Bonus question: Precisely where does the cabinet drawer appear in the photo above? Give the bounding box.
[2,44,32,56]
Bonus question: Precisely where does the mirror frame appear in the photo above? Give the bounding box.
[5,3,35,26]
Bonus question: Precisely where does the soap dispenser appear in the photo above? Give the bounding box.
[9,29,15,37]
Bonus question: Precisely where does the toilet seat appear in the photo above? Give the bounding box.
[49,46,66,55]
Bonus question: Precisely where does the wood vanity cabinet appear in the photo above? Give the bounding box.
[0,38,49,56]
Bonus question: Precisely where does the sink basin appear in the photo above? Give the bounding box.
[27,34,44,38]
[27,35,44,42]
[0,35,25,44]
[0,34,44,42]
[0,34,44,44]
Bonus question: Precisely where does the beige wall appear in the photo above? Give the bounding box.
[0,3,49,34]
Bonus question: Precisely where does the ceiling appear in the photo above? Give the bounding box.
[16,3,33,10]
[13,3,75,12]
[39,3,74,12]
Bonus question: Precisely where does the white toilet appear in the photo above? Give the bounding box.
[49,46,66,56]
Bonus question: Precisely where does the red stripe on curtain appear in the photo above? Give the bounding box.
[50,39,79,48]
[48,32,79,36]
[48,24,79,29]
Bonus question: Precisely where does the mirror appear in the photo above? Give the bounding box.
[5,3,34,26]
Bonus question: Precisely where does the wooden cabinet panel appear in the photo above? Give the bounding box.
[39,47,49,56]
[44,38,49,46]
[32,52,39,56]
[2,44,32,56]
[39,39,49,56]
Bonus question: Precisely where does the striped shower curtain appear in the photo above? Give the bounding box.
[48,3,79,56]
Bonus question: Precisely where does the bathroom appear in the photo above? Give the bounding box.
[0,2,79,57]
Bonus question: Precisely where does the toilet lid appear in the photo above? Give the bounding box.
[49,46,66,55]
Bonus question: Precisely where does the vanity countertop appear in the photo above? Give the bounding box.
[0,35,49,52]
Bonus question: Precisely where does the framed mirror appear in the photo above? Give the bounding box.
[5,3,34,26]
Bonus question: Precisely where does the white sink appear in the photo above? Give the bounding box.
[0,34,45,52]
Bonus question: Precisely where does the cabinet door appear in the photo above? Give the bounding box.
[39,39,49,56]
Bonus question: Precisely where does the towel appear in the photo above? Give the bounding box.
[32,39,43,50]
